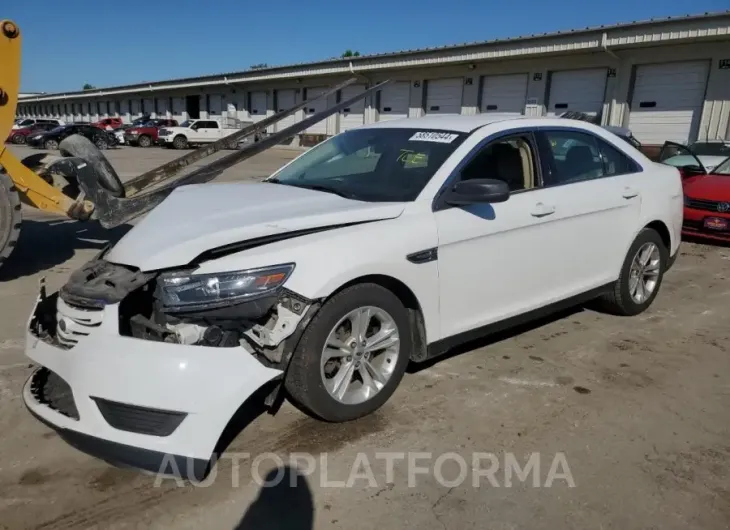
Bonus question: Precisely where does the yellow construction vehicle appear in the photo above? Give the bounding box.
[0,19,388,270]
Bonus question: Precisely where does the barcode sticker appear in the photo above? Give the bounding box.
[409,131,459,143]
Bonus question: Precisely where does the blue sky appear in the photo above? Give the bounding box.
[5,0,728,93]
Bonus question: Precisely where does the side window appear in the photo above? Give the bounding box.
[459,135,537,192]
[206,121,219,129]
[539,130,604,186]
[597,138,639,176]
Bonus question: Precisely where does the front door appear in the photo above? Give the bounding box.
[435,132,569,338]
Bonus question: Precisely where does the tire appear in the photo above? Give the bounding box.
[12,134,25,145]
[0,168,22,269]
[94,137,108,150]
[137,135,152,148]
[597,228,667,316]
[172,135,188,150]
[44,139,59,150]
[284,283,411,422]
[58,134,124,198]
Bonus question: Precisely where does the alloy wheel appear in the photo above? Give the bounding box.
[320,306,400,405]
[628,242,661,304]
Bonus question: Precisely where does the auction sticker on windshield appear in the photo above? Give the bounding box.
[409,131,460,143]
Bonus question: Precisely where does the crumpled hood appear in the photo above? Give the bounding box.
[106,182,406,271]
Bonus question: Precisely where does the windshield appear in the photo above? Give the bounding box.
[689,142,730,157]
[269,128,467,202]
[712,157,730,175]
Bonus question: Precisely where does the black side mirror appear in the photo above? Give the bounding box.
[445,179,510,206]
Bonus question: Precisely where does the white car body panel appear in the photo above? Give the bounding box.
[23,114,683,472]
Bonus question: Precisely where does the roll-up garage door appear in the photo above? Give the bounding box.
[142,98,154,116]
[340,84,366,131]
[156,97,169,118]
[304,86,328,134]
[547,68,607,117]
[425,78,463,115]
[208,94,223,116]
[249,91,268,123]
[628,61,710,145]
[131,100,142,117]
[120,100,130,121]
[377,81,410,121]
[172,98,185,120]
[480,73,528,117]
[275,89,298,130]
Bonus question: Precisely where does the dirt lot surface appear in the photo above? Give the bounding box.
[0,144,729,529]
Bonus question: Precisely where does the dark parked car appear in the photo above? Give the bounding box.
[6,122,58,144]
[26,124,117,150]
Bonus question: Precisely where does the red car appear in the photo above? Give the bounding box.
[92,117,124,130]
[6,122,58,144]
[660,141,730,242]
[124,118,178,147]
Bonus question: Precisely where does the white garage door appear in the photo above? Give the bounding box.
[480,73,528,117]
[425,78,463,115]
[208,94,223,116]
[340,84,366,132]
[628,61,710,145]
[547,68,607,117]
[249,91,268,123]
[275,89,299,131]
[378,81,410,121]
[304,86,328,134]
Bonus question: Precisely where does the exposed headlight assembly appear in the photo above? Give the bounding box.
[156,263,295,311]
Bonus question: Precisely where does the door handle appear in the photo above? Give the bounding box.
[622,187,639,199]
[530,203,556,217]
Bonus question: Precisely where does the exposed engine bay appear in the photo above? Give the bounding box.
[31,256,320,370]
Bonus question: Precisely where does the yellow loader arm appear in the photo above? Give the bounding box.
[0,20,90,217]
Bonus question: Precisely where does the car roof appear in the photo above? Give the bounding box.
[359,114,611,134]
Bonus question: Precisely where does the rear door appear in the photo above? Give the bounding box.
[533,128,643,289]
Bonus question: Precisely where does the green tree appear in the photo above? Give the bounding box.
[82,83,95,90]
[250,63,269,70]
[341,50,361,58]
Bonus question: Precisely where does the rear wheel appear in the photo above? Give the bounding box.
[44,139,59,150]
[137,135,152,147]
[597,228,667,316]
[0,168,22,269]
[94,137,109,150]
[12,134,26,145]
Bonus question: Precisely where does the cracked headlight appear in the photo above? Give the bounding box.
[157,263,295,311]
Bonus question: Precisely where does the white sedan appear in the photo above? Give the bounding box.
[23,115,683,479]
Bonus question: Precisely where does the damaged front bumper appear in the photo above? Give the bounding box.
[23,285,286,478]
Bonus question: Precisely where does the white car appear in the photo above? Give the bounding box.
[157,119,243,149]
[23,115,683,479]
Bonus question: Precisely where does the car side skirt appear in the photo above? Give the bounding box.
[424,283,614,361]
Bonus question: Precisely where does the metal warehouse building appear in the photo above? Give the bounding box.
[16,11,730,151]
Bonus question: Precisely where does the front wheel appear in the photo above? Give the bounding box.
[94,137,109,150]
[598,228,667,316]
[12,134,26,145]
[172,135,188,149]
[137,135,152,147]
[285,283,411,422]
[44,139,59,150]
